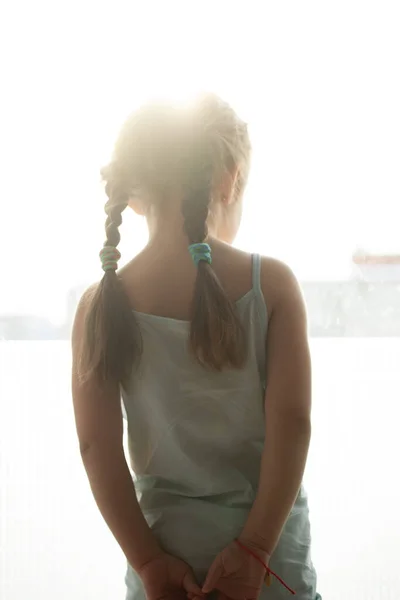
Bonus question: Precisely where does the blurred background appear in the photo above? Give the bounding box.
[0,1,399,599]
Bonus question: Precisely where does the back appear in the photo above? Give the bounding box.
[123,254,267,483]
[122,254,317,599]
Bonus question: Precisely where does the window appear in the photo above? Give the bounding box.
[1,3,398,599]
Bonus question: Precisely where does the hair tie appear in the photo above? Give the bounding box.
[188,243,212,267]
[100,246,121,272]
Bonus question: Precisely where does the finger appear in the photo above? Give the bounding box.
[202,562,224,594]
[182,570,204,596]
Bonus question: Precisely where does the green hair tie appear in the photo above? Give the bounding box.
[188,243,212,267]
[99,246,121,272]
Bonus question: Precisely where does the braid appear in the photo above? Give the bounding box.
[182,165,246,370]
[80,179,141,385]
[181,169,212,245]
[104,183,127,248]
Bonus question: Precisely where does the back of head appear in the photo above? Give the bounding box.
[79,93,252,385]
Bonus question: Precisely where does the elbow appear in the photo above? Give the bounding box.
[272,413,312,439]
[79,440,100,463]
[295,417,312,445]
[300,417,312,440]
[79,440,93,458]
[291,415,311,435]
[79,438,124,461]
[282,417,312,449]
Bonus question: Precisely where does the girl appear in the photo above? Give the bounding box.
[72,94,320,600]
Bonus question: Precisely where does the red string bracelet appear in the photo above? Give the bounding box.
[235,539,296,596]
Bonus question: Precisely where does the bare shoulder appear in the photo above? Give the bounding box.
[259,256,306,320]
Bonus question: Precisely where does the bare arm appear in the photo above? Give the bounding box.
[240,261,312,556]
[71,290,162,571]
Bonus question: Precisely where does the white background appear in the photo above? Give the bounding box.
[0,0,398,318]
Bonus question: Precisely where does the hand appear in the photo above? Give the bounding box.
[138,551,205,600]
[196,540,269,600]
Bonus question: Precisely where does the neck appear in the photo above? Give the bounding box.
[146,207,187,251]
[145,205,218,255]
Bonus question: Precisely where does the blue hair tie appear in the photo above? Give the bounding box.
[99,245,121,272]
[188,242,212,267]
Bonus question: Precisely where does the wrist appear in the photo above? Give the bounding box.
[129,533,165,575]
[135,546,166,576]
[237,531,272,561]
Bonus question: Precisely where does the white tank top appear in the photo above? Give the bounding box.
[122,254,319,600]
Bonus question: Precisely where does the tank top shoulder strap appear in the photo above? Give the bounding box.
[251,253,262,294]
[251,253,268,324]
[250,253,268,385]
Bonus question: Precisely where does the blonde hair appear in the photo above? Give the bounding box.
[81,93,252,384]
